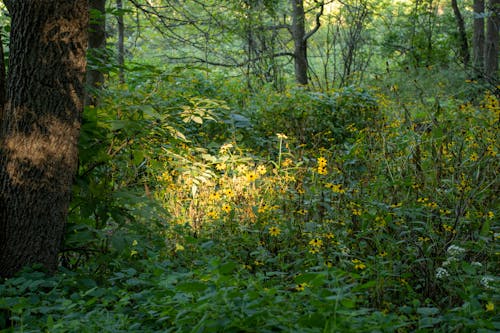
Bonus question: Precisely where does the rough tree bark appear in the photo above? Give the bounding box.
[0,0,88,278]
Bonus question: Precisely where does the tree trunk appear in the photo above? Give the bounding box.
[485,0,500,80]
[85,0,106,106]
[451,0,470,66]
[290,0,308,85]
[0,0,88,278]
[473,0,486,75]
[117,0,125,84]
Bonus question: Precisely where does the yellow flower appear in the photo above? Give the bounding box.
[317,157,327,166]
[485,301,494,312]
[257,165,267,175]
[281,158,293,167]
[352,258,366,270]
[309,247,320,254]
[258,203,268,213]
[295,283,308,291]
[487,211,495,219]
[486,145,496,156]
[132,240,138,246]
[209,192,221,201]
[317,165,328,175]
[276,133,288,139]
[175,243,185,252]
[443,224,456,233]
[470,153,478,161]
[246,171,258,182]
[207,210,219,219]
[130,249,138,257]
[216,163,227,171]
[224,188,234,197]
[425,201,438,209]
[309,238,323,248]
[352,208,362,216]
[269,226,281,237]
[325,183,345,193]
[219,143,233,154]
[325,232,335,239]
[221,204,231,213]
[417,197,429,203]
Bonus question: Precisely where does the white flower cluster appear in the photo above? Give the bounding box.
[436,267,450,279]
[442,256,459,267]
[447,245,466,257]
[481,276,494,289]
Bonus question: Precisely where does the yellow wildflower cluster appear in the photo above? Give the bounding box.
[350,202,362,216]
[457,173,472,192]
[352,258,366,270]
[308,238,323,254]
[317,157,328,175]
[130,239,138,257]
[417,197,438,209]
[325,182,346,193]
[282,158,293,168]
[442,224,456,234]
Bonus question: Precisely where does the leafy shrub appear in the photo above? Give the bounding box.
[246,85,380,150]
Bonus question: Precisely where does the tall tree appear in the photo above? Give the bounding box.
[473,0,485,74]
[290,0,324,85]
[0,0,88,278]
[485,0,499,80]
[451,0,470,66]
[290,0,308,85]
[85,0,106,106]
[117,0,125,84]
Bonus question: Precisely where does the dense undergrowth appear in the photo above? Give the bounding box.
[0,68,499,332]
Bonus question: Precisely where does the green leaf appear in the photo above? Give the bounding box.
[175,281,208,293]
[218,262,238,275]
[416,307,440,316]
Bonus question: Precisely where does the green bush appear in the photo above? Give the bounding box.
[247,86,380,149]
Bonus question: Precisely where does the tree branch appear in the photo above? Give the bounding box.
[304,0,324,41]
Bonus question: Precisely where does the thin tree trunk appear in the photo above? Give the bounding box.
[117,0,125,84]
[85,0,106,106]
[451,0,470,66]
[485,0,500,80]
[291,0,308,85]
[0,0,88,278]
[473,0,486,75]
